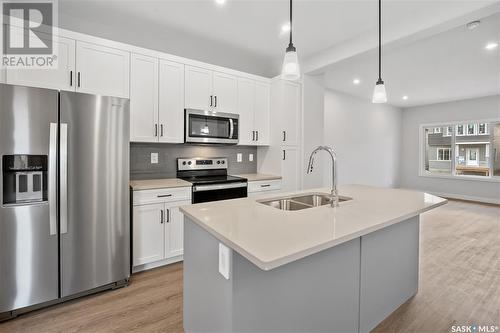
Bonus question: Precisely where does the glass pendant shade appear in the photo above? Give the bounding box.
[372,81,387,103]
[281,48,300,81]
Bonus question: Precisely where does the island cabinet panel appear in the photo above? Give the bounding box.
[359,216,420,333]
[183,218,360,333]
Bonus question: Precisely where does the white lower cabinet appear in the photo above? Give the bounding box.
[133,188,191,272]
[248,179,282,197]
[133,203,165,266]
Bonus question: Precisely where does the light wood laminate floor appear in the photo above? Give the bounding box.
[1,200,499,333]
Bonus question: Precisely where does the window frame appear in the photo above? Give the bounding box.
[437,147,451,161]
[419,119,500,183]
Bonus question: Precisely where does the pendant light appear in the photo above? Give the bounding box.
[281,0,300,80]
[372,0,387,103]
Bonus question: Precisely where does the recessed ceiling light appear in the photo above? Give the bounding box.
[402,95,409,100]
[215,0,226,6]
[281,22,291,35]
[485,42,498,50]
[466,20,481,30]
[353,78,361,85]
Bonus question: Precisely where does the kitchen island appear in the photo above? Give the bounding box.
[180,185,446,333]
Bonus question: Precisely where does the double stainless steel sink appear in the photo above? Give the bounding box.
[258,193,352,211]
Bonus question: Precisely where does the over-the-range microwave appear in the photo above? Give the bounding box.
[185,109,239,144]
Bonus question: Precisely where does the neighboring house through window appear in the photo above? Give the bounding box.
[437,147,451,161]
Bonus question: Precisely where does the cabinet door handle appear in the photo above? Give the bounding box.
[160,124,164,137]
[210,95,213,107]
[77,72,81,88]
[160,210,164,224]
[283,131,286,142]
[154,124,158,137]
[166,209,170,223]
[157,194,172,198]
[283,150,286,160]
[256,131,259,141]
[260,184,271,188]
[70,71,73,87]
[214,96,217,108]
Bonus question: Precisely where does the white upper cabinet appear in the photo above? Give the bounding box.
[6,35,76,91]
[281,81,301,146]
[159,60,185,143]
[130,53,159,142]
[237,78,256,145]
[254,82,271,145]
[212,71,238,113]
[185,65,213,110]
[75,41,130,98]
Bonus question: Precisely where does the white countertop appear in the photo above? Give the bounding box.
[180,185,447,271]
[237,173,282,182]
[130,178,192,191]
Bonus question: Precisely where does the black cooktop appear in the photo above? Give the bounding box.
[179,175,247,185]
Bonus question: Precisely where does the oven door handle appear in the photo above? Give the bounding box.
[193,182,247,192]
[229,118,234,139]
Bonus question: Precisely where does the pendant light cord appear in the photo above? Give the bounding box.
[289,0,293,47]
[378,0,382,81]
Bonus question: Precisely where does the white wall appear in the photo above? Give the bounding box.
[323,90,402,188]
[400,95,500,203]
[302,75,325,189]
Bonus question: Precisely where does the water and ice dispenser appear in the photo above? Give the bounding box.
[2,155,48,205]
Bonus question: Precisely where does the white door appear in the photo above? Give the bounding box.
[6,35,76,91]
[185,66,213,111]
[75,41,130,98]
[254,82,271,145]
[466,148,479,166]
[281,147,300,192]
[237,78,255,145]
[213,72,238,113]
[281,81,301,146]
[130,53,159,142]
[159,59,185,143]
[165,201,190,259]
[133,203,165,266]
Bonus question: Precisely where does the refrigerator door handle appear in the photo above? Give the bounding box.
[60,123,69,234]
[49,123,58,235]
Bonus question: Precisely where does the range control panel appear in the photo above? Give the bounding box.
[177,157,228,171]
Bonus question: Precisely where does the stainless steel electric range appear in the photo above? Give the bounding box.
[177,157,247,204]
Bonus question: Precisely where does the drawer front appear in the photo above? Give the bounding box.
[248,179,282,193]
[133,187,191,205]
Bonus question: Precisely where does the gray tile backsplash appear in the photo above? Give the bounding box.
[130,143,257,180]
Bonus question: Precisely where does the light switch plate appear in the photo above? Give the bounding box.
[249,153,254,162]
[237,153,242,162]
[219,243,231,280]
[150,153,159,164]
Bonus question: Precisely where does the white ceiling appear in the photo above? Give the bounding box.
[58,0,497,77]
[323,12,500,107]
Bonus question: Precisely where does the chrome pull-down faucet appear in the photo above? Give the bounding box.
[307,146,339,208]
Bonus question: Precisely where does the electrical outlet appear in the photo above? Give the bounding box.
[150,153,159,164]
[249,153,254,162]
[237,153,242,162]
[219,243,231,280]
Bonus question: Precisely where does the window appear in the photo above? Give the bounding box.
[467,124,476,135]
[437,148,451,161]
[422,121,499,180]
[478,123,488,135]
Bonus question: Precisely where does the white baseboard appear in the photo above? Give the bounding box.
[429,191,500,205]
[132,255,183,274]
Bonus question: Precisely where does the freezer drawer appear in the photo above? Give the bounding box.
[59,91,130,297]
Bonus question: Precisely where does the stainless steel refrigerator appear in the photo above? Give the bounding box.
[0,83,130,318]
